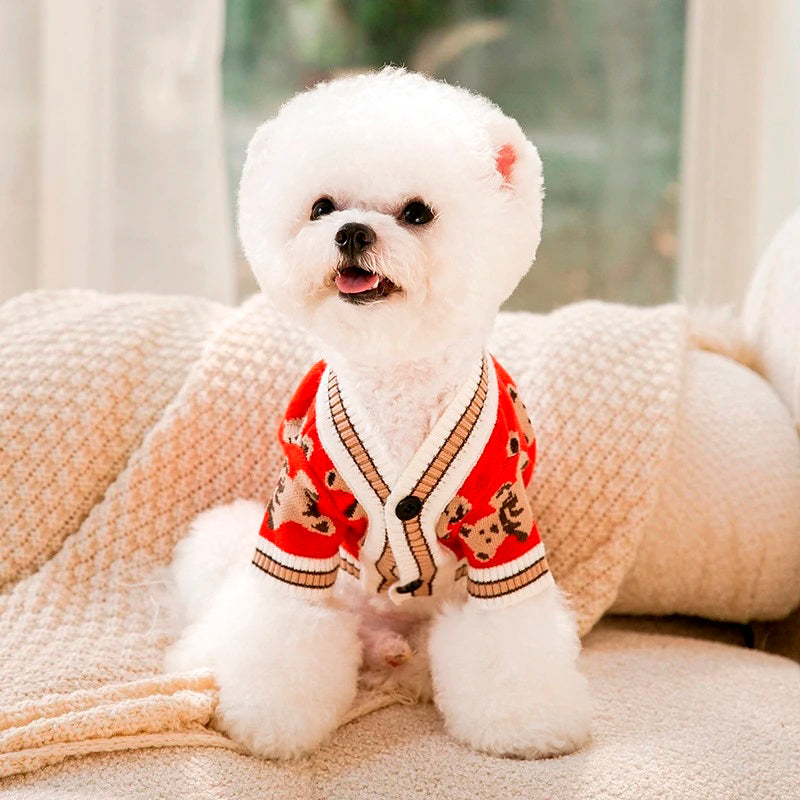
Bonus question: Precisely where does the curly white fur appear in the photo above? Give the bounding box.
[429,583,591,757]
[164,503,361,758]
[168,499,264,630]
[166,67,591,760]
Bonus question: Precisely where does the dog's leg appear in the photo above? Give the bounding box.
[166,569,360,758]
[164,505,360,759]
[428,582,591,758]
[167,500,266,629]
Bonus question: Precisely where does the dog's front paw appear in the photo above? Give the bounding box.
[167,569,360,759]
[429,582,591,759]
[214,647,355,760]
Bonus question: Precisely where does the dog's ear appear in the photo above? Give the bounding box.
[486,115,543,195]
[238,120,280,271]
[241,120,276,176]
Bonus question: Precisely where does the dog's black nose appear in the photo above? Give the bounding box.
[335,222,375,257]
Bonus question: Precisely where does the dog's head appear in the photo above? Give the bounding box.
[238,67,543,365]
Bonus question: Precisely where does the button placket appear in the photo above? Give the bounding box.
[391,495,423,593]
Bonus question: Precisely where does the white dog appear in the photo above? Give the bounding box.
[165,67,591,760]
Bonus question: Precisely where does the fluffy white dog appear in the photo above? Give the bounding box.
[165,67,591,760]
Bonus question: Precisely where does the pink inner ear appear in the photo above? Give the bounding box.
[495,144,516,184]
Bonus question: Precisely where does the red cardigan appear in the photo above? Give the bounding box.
[252,354,551,608]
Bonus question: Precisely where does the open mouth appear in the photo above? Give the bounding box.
[334,265,399,305]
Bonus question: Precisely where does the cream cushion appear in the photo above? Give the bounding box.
[744,207,800,427]
[1,618,797,800]
[614,349,800,620]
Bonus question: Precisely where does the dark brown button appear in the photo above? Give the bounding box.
[396,578,423,594]
[395,495,422,521]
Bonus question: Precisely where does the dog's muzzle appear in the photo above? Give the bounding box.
[332,223,399,304]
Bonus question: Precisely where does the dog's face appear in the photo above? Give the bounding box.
[239,68,543,365]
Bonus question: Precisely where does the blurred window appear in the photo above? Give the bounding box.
[223,0,686,310]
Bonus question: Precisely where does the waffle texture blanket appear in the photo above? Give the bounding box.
[0,289,696,776]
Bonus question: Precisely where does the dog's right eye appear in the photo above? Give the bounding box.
[310,198,335,220]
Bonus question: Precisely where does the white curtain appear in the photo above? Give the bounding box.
[0,0,235,304]
[679,0,800,308]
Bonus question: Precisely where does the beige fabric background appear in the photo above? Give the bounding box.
[0,290,687,777]
[613,348,800,619]
[744,206,800,427]
[1,288,798,785]
[1,617,799,800]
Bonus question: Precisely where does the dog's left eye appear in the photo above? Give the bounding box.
[310,198,335,220]
[401,201,434,226]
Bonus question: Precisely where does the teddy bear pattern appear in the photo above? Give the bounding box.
[436,474,533,563]
[266,424,366,537]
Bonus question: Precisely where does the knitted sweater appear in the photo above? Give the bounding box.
[253,355,551,607]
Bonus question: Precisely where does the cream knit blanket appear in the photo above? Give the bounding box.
[0,290,686,778]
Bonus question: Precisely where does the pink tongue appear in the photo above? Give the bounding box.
[335,269,380,294]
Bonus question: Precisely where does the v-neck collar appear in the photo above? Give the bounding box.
[326,353,489,505]
[316,351,499,601]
